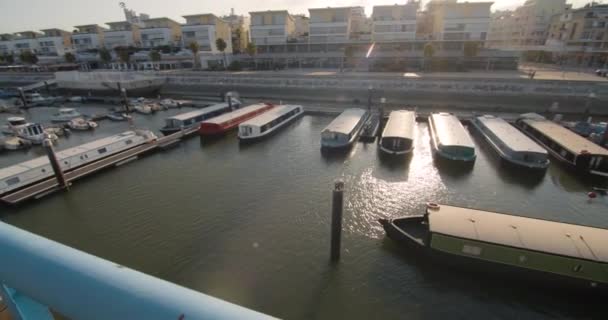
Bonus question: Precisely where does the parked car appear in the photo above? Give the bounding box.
[595,68,608,76]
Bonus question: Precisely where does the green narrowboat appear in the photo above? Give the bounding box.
[379,204,608,290]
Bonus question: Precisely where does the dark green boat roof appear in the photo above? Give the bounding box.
[428,205,608,263]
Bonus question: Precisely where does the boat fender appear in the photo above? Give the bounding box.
[587,192,597,199]
[427,203,440,210]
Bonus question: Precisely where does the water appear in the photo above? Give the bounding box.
[1,105,607,319]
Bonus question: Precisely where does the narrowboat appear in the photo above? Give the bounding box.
[200,103,275,136]
[320,108,369,149]
[160,102,236,136]
[238,105,303,142]
[428,113,476,162]
[379,204,608,290]
[379,110,415,155]
[472,115,549,169]
[0,130,157,196]
[515,113,608,177]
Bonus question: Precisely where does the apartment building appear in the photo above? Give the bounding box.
[38,29,72,56]
[72,25,107,51]
[249,10,295,45]
[11,31,43,54]
[140,17,182,48]
[487,0,568,49]
[425,0,492,42]
[546,4,608,66]
[293,14,310,38]
[372,2,419,42]
[308,6,362,43]
[181,14,232,53]
[0,34,14,56]
[222,11,250,53]
[104,21,141,48]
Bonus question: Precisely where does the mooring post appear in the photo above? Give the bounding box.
[330,180,344,262]
[43,138,69,190]
[18,87,28,109]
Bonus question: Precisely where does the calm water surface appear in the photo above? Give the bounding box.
[1,104,607,319]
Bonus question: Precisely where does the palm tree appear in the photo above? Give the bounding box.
[149,50,161,62]
[216,38,227,68]
[188,42,199,69]
[245,42,256,69]
[423,43,435,71]
[19,50,38,65]
[64,52,76,63]
[464,42,479,58]
[99,48,112,65]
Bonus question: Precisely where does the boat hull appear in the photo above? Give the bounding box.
[239,112,303,143]
[428,115,475,162]
[379,145,413,156]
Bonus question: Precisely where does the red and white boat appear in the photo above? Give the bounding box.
[199,103,275,136]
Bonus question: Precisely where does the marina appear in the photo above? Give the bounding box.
[379,110,416,155]
[379,204,608,289]
[428,113,476,162]
[472,115,549,169]
[238,105,303,141]
[320,108,368,149]
[199,103,275,136]
[516,114,608,177]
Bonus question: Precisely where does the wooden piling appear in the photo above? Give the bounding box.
[330,180,344,262]
[43,138,69,190]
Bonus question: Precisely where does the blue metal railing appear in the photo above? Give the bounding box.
[0,221,275,320]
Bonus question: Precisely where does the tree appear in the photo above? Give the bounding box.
[114,47,130,63]
[19,50,38,65]
[188,41,199,69]
[232,28,242,54]
[149,50,161,62]
[99,48,112,64]
[3,53,14,64]
[245,42,256,69]
[216,38,227,68]
[423,43,435,71]
[64,52,76,63]
[464,42,479,58]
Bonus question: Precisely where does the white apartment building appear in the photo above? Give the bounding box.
[487,0,568,49]
[38,29,72,56]
[12,31,42,54]
[293,14,310,38]
[427,0,492,42]
[0,34,14,55]
[72,25,107,51]
[140,17,182,48]
[181,14,232,53]
[104,21,141,48]
[372,2,419,42]
[249,10,295,45]
[308,6,361,44]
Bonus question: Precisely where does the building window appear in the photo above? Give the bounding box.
[183,31,195,38]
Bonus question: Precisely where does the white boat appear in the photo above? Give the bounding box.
[238,105,303,141]
[67,118,98,131]
[2,117,57,144]
[52,108,82,122]
[379,110,416,155]
[2,117,27,134]
[472,115,549,169]
[160,102,234,136]
[320,108,369,149]
[134,104,153,115]
[25,93,55,106]
[160,99,180,108]
[428,113,476,162]
[107,112,128,121]
[0,136,32,151]
[0,130,157,195]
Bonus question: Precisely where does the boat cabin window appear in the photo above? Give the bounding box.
[183,119,193,126]
[573,265,583,272]
[98,147,107,154]
[462,244,482,256]
[5,177,20,186]
[125,139,133,145]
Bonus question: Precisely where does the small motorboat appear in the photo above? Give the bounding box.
[134,104,153,115]
[1,136,32,150]
[148,103,163,112]
[52,108,82,122]
[67,118,98,131]
[160,99,180,108]
[67,96,85,103]
[107,112,128,121]
[25,93,56,107]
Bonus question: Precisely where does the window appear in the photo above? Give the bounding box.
[6,177,20,186]
[98,147,107,154]
[183,31,195,38]
[125,139,133,145]
[462,244,482,256]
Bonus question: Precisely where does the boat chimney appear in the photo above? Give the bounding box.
[330,180,344,262]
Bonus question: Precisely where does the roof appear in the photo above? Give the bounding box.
[322,108,368,135]
[430,113,474,148]
[203,103,272,125]
[429,205,608,264]
[477,115,546,154]
[241,105,301,127]
[182,13,218,19]
[309,6,362,11]
[382,110,415,139]
[522,118,608,156]
[249,10,290,15]
[142,17,179,25]
[168,103,230,121]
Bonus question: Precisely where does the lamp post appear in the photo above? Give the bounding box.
[584,92,596,121]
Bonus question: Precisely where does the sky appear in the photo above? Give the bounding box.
[0,0,596,34]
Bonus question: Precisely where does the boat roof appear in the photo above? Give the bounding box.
[241,105,301,127]
[202,103,272,125]
[322,108,368,135]
[522,118,608,156]
[477,115,546,154]
[59,108,76,112]
[430,113,474,148]
[382,110,415,139]
[429,205,608,263]
[7,117,25,122]
[0,131,139,180]
[168,103,230,121]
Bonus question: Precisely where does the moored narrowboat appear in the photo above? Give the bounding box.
[379,110,415,155]
[320,108,369,149]
[238,105,303,142]
[428,113,475,162]
[199,103,275,136]
[160,102,236,136]
[379,204,608,290]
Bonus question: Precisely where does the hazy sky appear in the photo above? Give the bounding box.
[0,0,593,33]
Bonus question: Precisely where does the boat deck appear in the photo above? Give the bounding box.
[430,113,474,148]
[521,118,608,156]
[477,115,545,154]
